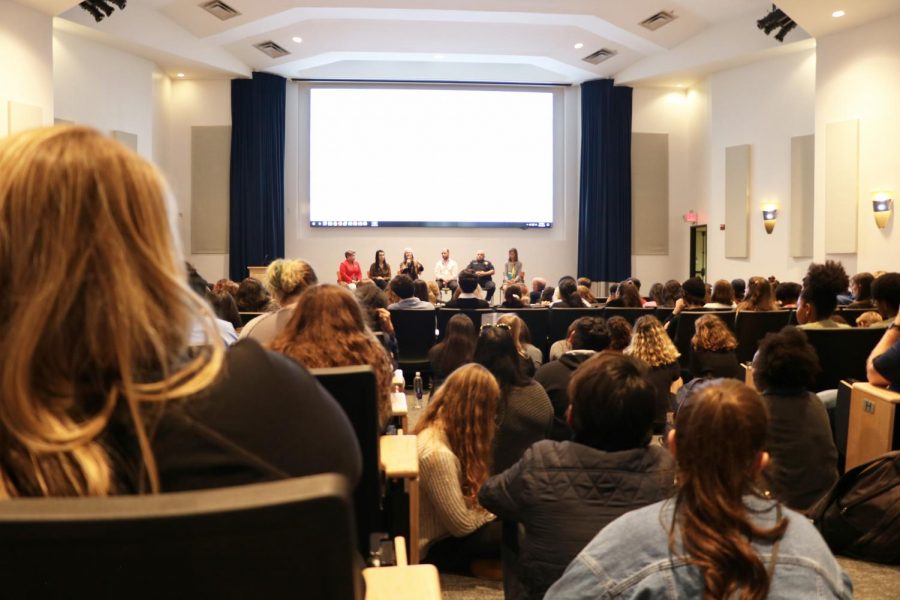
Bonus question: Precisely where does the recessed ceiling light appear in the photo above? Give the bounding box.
[574,42,584,49]
[832,10,845,18]
[176,73,185,78]
[292,36,303,44]
[433,54,445,60]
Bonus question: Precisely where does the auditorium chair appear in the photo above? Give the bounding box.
[803,327,883,392]
[389,309,437,381]
[654,306,675,322]
[734,310,792,364]
[547,307,605,346]
[845,382,900,471]
[603,306,656,325]
[238,311,264,327]
[496,307,549,360]
[0,474,361,599]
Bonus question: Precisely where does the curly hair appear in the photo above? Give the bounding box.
[752,326,820,390]
[691,314,737,352]
[800,261,849,319]
[414,364,499,505]
[606,316,632,351]
[626,315,680,367]
[265,258,318,303]
[270,284,394,427]
[213,278,239,299]
[737,276,776,312]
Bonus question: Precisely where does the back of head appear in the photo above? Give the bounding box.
[774,281,801,306]
[568,353,655,451]
[540,285,555,302]
[497,313,529,346]
[390,274,415,299]
[731,278,747,300]
[474,327,529,393]
[740,276,775,311]
[439,312,478,372]
[0,125,222,496]
[413,279,430,303]
[872,272,900,315]
[710,279,735,306]
[266,258,318,303]
[662,280,682,306]
[752,326,820,391]
[458,269,478,293]
[272,284,368,360]
[648,282,665,305]
[213,278,239,299]
[800,260,849,319]
[617,281,642,307]
[626,315,679,367]
[504,285,524,307]
[691,314,737,352]
[851,272,874,301]
[672,379,786,599]
[577,277,592,288]
[236,278,271,312]
[606,316,632,351]
[558,277,581,307]
[577,285,596,304]
[681,278,706,307]
[354,284,389,330]
[570,317,610,351]
[207,289,241,329]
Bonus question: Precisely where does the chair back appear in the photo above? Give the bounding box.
[239,311,264,326]
[804,328,884,391]
[389,309,436,364]
[547,307,605,345]
[603,306,656,325]
[734,310,792,363]
[672,311,709,367]
[0,474,361,600]
[496,307,549,358]
[311,366,382,555]
[655,306,675,322]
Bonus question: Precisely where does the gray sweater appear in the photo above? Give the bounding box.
[492,381,553,474]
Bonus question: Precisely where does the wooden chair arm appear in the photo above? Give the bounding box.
[851,382,900,403]
[380,435,418,479]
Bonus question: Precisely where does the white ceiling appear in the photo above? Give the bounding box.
[30,0,900,85]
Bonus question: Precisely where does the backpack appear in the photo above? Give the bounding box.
[809,450,900,564]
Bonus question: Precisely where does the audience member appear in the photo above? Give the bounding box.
[665,278,706,333]
[474,327,553,474]
[605,280,641,308]
[497,313,543,374]
[415,364,501,573]
[775,281,801,308]
[855,310,885,328]
[467,250,497,303]
[847,272,876,309]
[796,261,851,329]
[548,319,577,361]
[752,328,838,510]
[187,263,238,347]
[553,277,589,307]
[388,274,435,310]
[546,379,851,599]
[534,317,610,441]
[866,311,900,392]
[271,284,394,428]
[529,278,547,304]
[236,277,278,313]
[539,285,555,305]
[704,279,736,309]
[355,284,399,367]
[661,279,682,307]
[501,285,526,309]
[480,353,676,600]
[338,250,362,286]
[240,258,318,344]
[626,316,682,434]
[0,125,361,497]
[577,285,597,305]
[213,278,239,299]
[434,248,459,292]
[606,316,632,351]
[577,277,592,289]
[737,276,777,312]
[368,249,392,290]
[731,277,747,301]
[426,280,440,304]
[446,269,491,308]
[689,314,742,380]
[413,279,432,304]
[428,314,477,388]
[644,282,664,308]
[871,272,900,327]
[398,248,425,280]
[207,289,242,331]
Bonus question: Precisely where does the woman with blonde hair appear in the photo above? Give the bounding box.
[0,126,360,497]
[547,380,851,599]
[689,314,742,380]
[415,363,501,572]
[271,284,394,428]
[496,313,543,373]
[626,316,682,433]
[240,258,318,344]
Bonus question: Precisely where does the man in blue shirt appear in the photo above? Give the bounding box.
[867,312,900,392]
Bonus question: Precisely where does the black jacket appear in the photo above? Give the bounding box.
[533,351,596,441]
[479,441,676,600]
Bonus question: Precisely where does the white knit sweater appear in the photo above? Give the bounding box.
[417,426,496,554]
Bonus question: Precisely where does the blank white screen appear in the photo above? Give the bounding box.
[309,87,554,226]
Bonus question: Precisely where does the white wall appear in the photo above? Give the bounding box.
[162,79,232,280]
[706,48,816,283]
[0,0,53,136]
[53,29,157,159]
[815,13,900,275]
[283,82,582,290]
[631,84,709,287]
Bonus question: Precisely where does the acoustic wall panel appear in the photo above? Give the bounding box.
[191,126,231,254]
[112,130,138,152]
[790,134,815,258]
[825,120,859,254]
[724,144,751,258]
[631,132,669,255]
[8,101,42,135]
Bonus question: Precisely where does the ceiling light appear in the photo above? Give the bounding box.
[433,54,445,60]
[292,36,303,44]
[176,73,185,78]
[832,10,845,18]
[574,42,584,49]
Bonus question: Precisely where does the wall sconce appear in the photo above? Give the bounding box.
[683,210,698,224]
[761,204,778,234]
[873,192,893,229]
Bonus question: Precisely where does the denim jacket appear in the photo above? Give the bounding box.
[545,496,852,599]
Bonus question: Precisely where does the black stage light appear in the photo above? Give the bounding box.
[756,4,797,43]
[78,0,127,23]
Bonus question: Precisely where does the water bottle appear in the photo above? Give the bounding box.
[413,372,424,409]
[392,369,405,393]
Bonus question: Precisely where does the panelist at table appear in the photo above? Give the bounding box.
[434,248,459,292]
[467,250,496,303]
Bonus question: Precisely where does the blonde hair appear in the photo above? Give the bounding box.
[497,313,529,357]
[691,314,737,352]
[626,315,680,367]
[414,364,499,505]
[265,258,317,303]
[0,126,223,497]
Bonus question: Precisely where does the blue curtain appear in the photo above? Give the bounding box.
[229,72,286,281]
[577,79,633,282]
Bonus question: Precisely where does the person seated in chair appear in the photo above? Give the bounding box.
[796,261,851,329]
[479,352,676,600]
[445,269,491,309]
[529,278,547,304]
[867,309,900,392]
[387,275,434,311]
[467,250,496,303]
[434,248,459,293]
[870,272,900,328]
